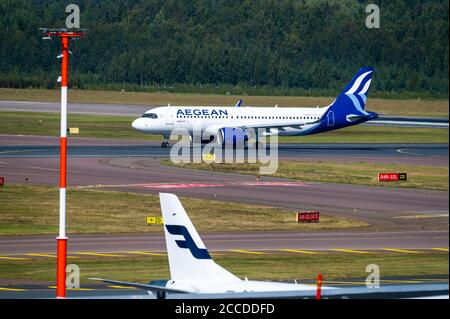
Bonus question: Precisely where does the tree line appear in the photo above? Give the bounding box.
[0,0,448,98]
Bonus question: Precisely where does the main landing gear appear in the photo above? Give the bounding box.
[161,136,170,148]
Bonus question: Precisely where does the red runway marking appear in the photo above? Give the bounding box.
[144,183,226,189]
[141,182,306,189]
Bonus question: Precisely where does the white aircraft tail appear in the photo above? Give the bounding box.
[159,193,240,282]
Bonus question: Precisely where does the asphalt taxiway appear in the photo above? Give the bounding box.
[1,100,448,128]
[0,135,448,237]
[0,275,447,299]
[0,100,150,116]
[0,125,448,299]
[0,141,448,160]
[0,231,448,255]
[0,135,448,165]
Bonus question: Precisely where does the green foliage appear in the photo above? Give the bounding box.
[0,0,448,98]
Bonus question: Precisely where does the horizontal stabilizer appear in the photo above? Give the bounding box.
[89,277,189,293]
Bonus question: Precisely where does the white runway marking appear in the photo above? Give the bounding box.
[0,160,82,173]
[394,213,449,219]
[396,148,424,156]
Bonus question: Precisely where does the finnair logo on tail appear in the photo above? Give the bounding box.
[166,224,212,260]
[345,71,372,115]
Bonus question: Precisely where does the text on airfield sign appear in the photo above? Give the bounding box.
[297,212,320,223]
[146,216,164,225]
[378,173,407,182]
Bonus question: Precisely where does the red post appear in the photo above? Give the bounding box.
[315,273,323,300]
[56,238,67,297]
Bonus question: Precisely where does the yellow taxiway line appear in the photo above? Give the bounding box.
[331,249,372,254]
[125,251,165,256]
[383,248,421,254]
[47,286,93,291]
[0,287,26,292]
[279,249,323,254]
[0,256,29,260]
[26,254,57,258]
[26,253,80,259]
[76,252,126,258]
[432,248,449,252]
[230,249,267,255]
[108,285,138,290]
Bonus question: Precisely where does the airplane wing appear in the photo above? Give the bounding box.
[89,278,189,294]
[230,120,320,130]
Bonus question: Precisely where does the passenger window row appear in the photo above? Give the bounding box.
[175,115,320,120]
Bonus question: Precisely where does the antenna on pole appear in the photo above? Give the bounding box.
[40,27,86,299]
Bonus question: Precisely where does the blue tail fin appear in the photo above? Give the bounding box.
[339,66,374,113]
[319,67,377,129]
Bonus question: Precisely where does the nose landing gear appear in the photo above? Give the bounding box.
[162,136,170,148]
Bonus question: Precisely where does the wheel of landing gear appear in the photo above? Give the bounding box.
[156,291,166,299]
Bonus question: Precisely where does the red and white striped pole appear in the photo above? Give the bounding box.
[56,35,69,299]
[42,29,84,298]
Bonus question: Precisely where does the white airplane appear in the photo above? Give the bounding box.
[132,67,378,147]
[91,193,333,298]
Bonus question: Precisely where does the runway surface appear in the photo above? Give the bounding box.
[0,135,448,255]
[1,155,449,230]
[0,135,448,164]
[0,129,448,299]
[0,275,447,299]
[0,100,150,116]
[1,100,448,128]
[0,142,448,158]
[0,230,448,255]
[0,135,448,234]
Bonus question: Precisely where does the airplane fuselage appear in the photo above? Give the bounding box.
[131,68,378,145]
[163,278,321,294]
[132,105,345,137]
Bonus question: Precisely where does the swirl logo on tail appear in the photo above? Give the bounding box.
[345,70,373,115]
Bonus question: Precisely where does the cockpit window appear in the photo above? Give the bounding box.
[142,113,158,119]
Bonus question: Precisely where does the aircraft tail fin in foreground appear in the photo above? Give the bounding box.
[159,193,240,282]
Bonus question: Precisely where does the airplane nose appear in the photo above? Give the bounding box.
[132,118,144,131]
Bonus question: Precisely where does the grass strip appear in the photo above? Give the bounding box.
[0,184,367,236]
